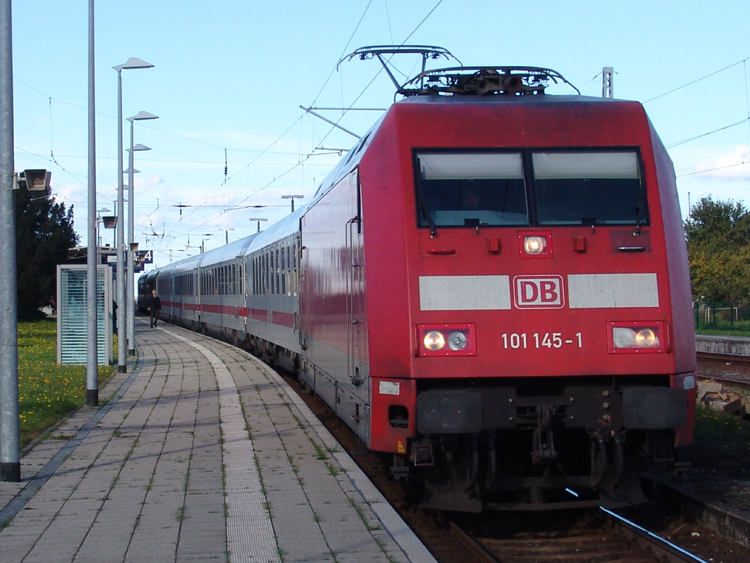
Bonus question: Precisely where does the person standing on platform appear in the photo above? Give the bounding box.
[147,289,162,328]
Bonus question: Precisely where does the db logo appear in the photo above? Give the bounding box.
[513,276,565,309]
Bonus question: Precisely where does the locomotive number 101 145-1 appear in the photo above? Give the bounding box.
[501,332,583,350]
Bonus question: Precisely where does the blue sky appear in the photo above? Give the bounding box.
[9,1,750,268]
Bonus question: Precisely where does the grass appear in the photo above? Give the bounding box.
[664,404,750,509]
[6,319,116,447]
[695,327,750,337]
[691,404,750,471]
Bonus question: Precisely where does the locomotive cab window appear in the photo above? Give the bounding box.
[415,152,529,228]
[532,151,647,227]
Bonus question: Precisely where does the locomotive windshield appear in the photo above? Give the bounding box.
[532,151,647,226]
[415,149,647,229]
[416,152,529,228]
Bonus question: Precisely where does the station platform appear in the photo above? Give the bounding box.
[0,318,436,563]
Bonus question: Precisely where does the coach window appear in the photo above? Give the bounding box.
[273,250,277,294]
[532,150,647,227]
[286,246,291,296]
[415,152,528,228]
[268,252,272,294]
[253,256,258,294]
[274,249,279,294]
[262,254,267,294]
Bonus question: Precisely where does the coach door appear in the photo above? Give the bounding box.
[346,171,365,387]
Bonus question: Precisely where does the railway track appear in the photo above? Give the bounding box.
[697,351,750,389]
[449,508,707,563]
[696,350,750,364]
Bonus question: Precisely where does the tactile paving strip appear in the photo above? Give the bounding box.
[172,332,281,563]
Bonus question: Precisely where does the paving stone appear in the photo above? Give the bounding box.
[0,319,434,563]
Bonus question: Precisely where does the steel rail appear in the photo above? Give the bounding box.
[697,351,750,364]
[448,508,709,563]
[602,507,708,563]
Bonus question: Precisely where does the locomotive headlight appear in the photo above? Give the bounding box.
[447,331,467,351]
[609,322,664,353]
[634,328,658,347]
[423,330,446,351]
[523,236,546,255]
[418,324,476,356]
[612,327,637,348]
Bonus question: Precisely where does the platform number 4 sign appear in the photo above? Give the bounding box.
[138,250,153,264]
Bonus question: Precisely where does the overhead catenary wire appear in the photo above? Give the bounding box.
[13,9,746,255]
[643,56,749,104]
[188,0,447,236]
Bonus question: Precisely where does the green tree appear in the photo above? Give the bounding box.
[685,196,750,301]
[15,187,79,320]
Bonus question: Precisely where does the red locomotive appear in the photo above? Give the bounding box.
[141,49,696,511]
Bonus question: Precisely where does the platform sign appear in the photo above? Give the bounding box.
[137,250,153,264]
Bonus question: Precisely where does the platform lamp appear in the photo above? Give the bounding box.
[282,194,304,212]
[113,57,153,375]
[126,111,157,356]
[200,233,214,254]
[96,206,111,248]
[248,218,268,233]
[100,213,118,265]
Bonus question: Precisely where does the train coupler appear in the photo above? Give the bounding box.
[531,404,558,466]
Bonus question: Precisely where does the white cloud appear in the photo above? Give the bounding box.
[690,144,750,181]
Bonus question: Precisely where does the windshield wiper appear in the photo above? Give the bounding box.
[633,182,646,235]
[415,161,438,237]
[417,188,438,238]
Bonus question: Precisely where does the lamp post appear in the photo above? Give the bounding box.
[200,233,214,254]
[86,0,98,408]
[0,0,20,482]
[282,194,304,212]
[113,57,153,374]
[221,228,234,244]
[126,111,157,356]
